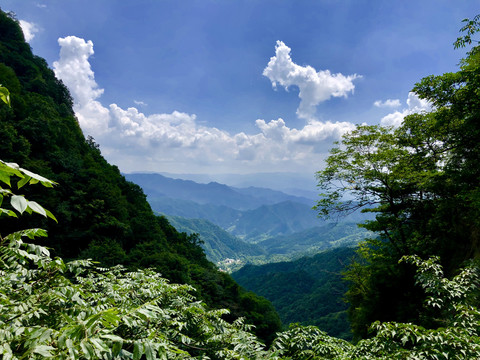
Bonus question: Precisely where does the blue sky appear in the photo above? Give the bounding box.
[3,0,479,182]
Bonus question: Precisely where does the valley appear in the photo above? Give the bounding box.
[124,172,372,269]
[125,172,373,337]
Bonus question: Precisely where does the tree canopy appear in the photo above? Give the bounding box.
[315,15,480,339]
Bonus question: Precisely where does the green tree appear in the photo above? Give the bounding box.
[315,17,480,339]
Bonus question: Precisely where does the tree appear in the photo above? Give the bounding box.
[315,18,480,339]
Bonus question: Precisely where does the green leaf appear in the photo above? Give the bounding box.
[23,228,48,239]
[0,208,17,217]
[112,340,123,357]
[0,171,10,186]
[27,201,47,217]
[17,175,31,189]
[20,168,56,187]
[32,345,55,357]
[45,208,58,223]
[80,341,95,360]
[11,195,27,214]
[144,342,155,360]
[133,342,143,360]
[0,86,10,107]
[1,161,24,178]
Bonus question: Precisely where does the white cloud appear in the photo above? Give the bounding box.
[19,20,39,42]
[53,36,109,134]
[380,92,431,127]
[263,40,360,121]
[134,100,147,106]
[53,36,356,174]
[374,99,401,108]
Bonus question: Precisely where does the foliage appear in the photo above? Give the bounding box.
[350,256,480,360]
[0,84,10,105]
[233,247,356,340]
[3,158,479,359]
[454,14,480,49]
[0,10,281,343]
[1,242,274,359]
[0,161,273,359]
[271,324,353,359]
[315,17,480,339]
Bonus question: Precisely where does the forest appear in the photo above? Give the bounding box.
[1,9,480,359]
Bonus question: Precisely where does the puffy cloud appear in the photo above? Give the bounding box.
[373,99,401,108]
[19,20,39,42]
[54,36,103,104]
[263,41,360,120]
[53,36,356,174]
[380,92,431,127]
[53,36,109,134]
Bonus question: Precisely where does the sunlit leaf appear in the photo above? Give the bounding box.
[27,201,47,217]
[0,86,10,106]
[11,195,27,214]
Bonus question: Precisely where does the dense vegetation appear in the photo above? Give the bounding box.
[315,15,480,340]
[233,247,356,340]
[0,9,281,343]
[2,153,480,359]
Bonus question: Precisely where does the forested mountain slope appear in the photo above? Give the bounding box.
[166,215,265,263]
[0,10,281,343]
[233,247,356,340]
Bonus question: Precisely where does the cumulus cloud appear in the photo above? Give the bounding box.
[53,36,109,134]
[380,92,431,127]
[19,20,39,42]
[263,41,360,121]
[374,99,401,108]
[53,36,356,174]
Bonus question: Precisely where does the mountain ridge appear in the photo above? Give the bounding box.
[124,172,314,210]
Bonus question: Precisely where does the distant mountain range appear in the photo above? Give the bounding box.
[156,172,318,198]
[124,173,373,265]
[124,173,314,210]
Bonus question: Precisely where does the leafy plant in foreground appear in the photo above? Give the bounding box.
[0,156,273,359]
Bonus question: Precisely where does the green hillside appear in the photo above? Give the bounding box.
[233,247,357,340]
[166,215,265,264]
[0,10,281,343]
[148,196,240,228]
[165,213,369,270]
[256,222,370,256]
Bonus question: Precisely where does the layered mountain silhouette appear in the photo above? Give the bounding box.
[125,173,372,263]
